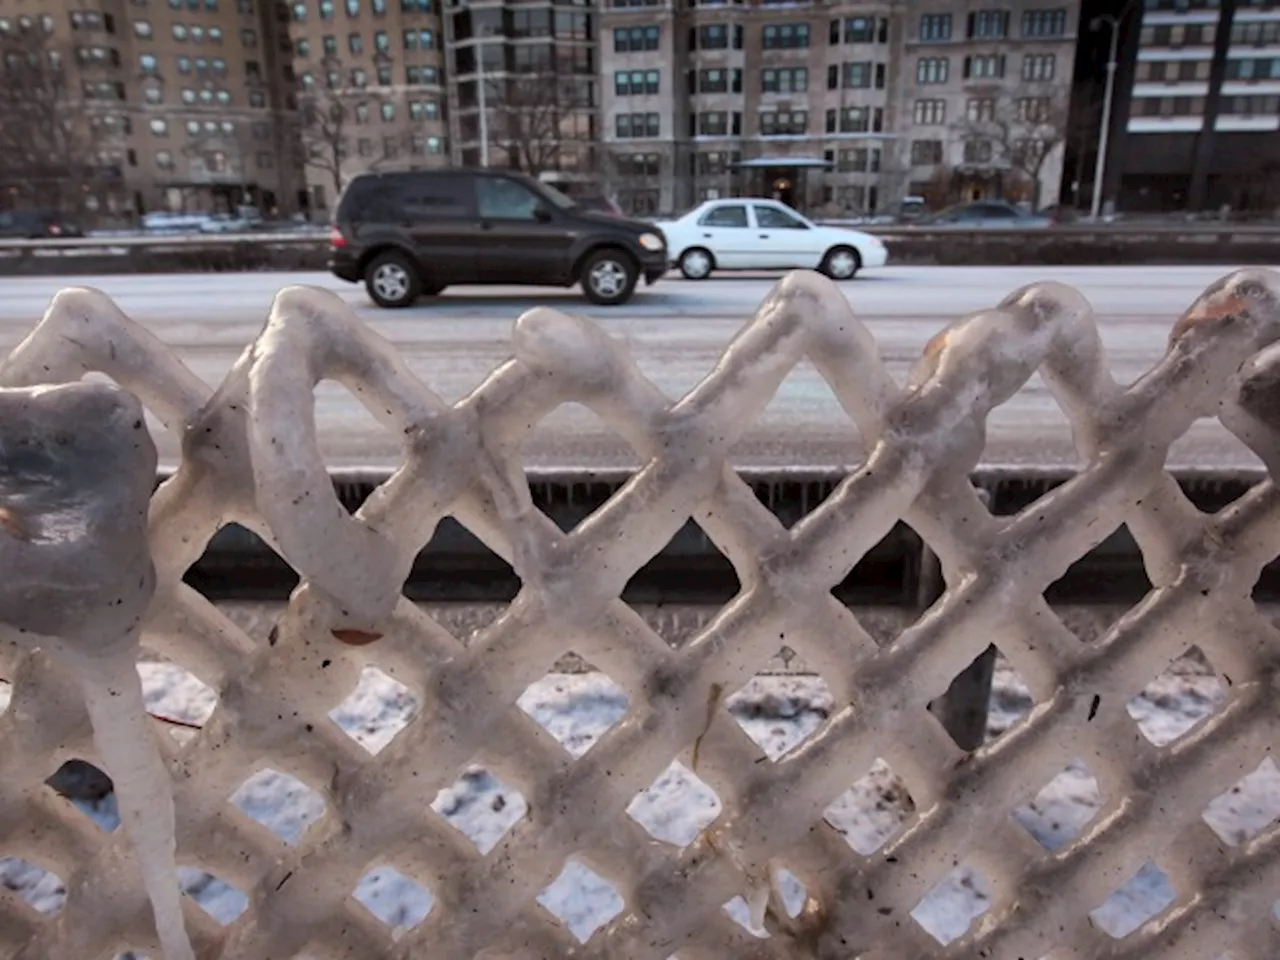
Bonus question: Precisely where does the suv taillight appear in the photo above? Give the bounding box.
[329,227,346,249]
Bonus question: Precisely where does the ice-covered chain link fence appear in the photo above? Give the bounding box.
[0,269,1276,959]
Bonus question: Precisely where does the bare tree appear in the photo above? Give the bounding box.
[486,68,592,179]
[0,26,108,215]
[951,84,1070,209]
[296,55,402,199]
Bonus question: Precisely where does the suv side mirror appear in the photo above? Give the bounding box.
[533,204,553,223]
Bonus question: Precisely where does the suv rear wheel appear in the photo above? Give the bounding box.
[580,249,638,306]
[365,250,421,308]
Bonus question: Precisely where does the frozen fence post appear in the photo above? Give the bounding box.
[0,383,193,960]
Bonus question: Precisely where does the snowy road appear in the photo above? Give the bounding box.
[0,264,1271,470]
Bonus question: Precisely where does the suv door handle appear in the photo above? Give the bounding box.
[759,234,770,238]
[702,232,712,238]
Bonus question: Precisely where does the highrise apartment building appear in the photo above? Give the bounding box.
[599,1,1080,218]
[599,0,901,216]
[441,0,598,189]
[0,0,306,217]
[1100,0,1280,212]
[898,2,1079,209]
[283,0,450,213]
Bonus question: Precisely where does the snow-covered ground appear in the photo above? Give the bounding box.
[1,632,1277,952]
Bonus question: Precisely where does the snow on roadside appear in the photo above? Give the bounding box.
[1,649,1277,949]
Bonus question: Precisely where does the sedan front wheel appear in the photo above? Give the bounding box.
[819,246,861,281]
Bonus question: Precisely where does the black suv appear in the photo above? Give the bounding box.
[328,169,669,307]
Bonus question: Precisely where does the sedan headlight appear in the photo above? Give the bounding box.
[639,232,665,251]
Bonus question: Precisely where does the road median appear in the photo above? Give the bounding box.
[3,224,1280,274]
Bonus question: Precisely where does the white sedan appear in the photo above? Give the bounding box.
[655,199,888,280]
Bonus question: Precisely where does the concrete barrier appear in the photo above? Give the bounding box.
[2,224,1279,274]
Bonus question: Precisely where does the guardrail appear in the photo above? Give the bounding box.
[3,222,1280,252]
[1,270,1278,959]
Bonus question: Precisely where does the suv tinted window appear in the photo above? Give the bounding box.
[699,205,747,227]
[476,176,542,220]
[341,174,470,221]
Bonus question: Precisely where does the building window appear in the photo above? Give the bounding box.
[824,105,881,134]
[1223,94,1280,116]
[149,118,168,136]
[1021,9,1066,38]
[241,28,257,46]
[139,53,158,72]
[1225,58,1280,81]
[1016,96,1051,123]
[319,0,334,18]
[134,20,153,37]
[694,24,728,50]
[761,67,807,93]
[377,65,392,84]
[381,101,395,121]
[917,57,949,84]
[836,148,880,173]
[1232,21,1280,45]
[373,0,386,13]
[842,16,875,43]
[913,99,946,125]
[616,152,661,177]
[920,13,951,41]
[964,54,1006,79]
[352,67,366,85]
[374,29,389,51]
[292,1,306,19]
[614,25,660,52]
[1023,53,1055,81]
[249,89,265,106]
[238,0,254,12]
[963,140,993,163]
[910,139,942,165]
[156,150,174,169]
[346,0,359,14]
[968,10,1009,39]
[177,55,192,73]
[615,69,660,95]
[837,61,878,89]
[697,111,727,136]
[760,110,807,136]
[173,23,188,40]
[966,97,996,122]
[761,23,809,49]
[296,37,310,56]
[323,34,338,55]
[348,32,362,53]
[405,65,439,84]
[616,111,661,138]
[696,68,727,93]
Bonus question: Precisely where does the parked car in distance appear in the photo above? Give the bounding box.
[0,209,85,239]
[912,201,1054,229]
[328,169,669,307]
[573,195,625,217]
[654,199,888,280]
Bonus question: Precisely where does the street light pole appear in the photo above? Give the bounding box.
[1089,3,1135,220]
[476,43,489,168]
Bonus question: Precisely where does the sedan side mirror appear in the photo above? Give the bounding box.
[533,204,553,223]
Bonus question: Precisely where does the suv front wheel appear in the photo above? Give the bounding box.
[580,249,638,306]
[365,250,422,308]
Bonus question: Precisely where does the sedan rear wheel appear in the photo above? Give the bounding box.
[819,246,861,281]
[679,247,714,280]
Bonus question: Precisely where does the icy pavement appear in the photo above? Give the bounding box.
[2,641,1276,950]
